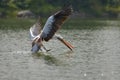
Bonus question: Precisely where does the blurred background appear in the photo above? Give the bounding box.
[0,0,120,30]
[0,0,120,18]
[0,1,120,80]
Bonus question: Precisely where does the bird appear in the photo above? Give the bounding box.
[29,5,74,53]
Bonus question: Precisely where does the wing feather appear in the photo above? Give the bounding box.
[41,6,73,41]
[30,16,42,40]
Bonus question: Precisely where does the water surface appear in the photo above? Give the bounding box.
[0,24,120,80]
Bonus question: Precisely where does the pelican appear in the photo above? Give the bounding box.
[30,5,74,53]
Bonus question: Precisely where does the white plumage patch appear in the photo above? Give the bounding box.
[29,24,41,40]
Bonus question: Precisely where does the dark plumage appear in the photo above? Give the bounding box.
[30,5,74,53]
[43,5,73,41]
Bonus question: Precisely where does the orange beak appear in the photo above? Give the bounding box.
[58,38,74,51]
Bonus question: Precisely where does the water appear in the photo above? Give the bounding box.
[0,25,120,80]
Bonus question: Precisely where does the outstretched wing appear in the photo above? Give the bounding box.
[41,5,73,41]
[30,16,42,40]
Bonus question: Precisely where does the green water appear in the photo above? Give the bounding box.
[0,20,120,80]
[1,18,120,30]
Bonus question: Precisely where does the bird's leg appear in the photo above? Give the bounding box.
[54,34,74,51]
[36,37,51,52]
[40,43,51,52]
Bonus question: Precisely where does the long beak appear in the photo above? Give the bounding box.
[57,38,74,51]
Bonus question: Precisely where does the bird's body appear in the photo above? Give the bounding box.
[41,15,55,41]
[30,5,74,53]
